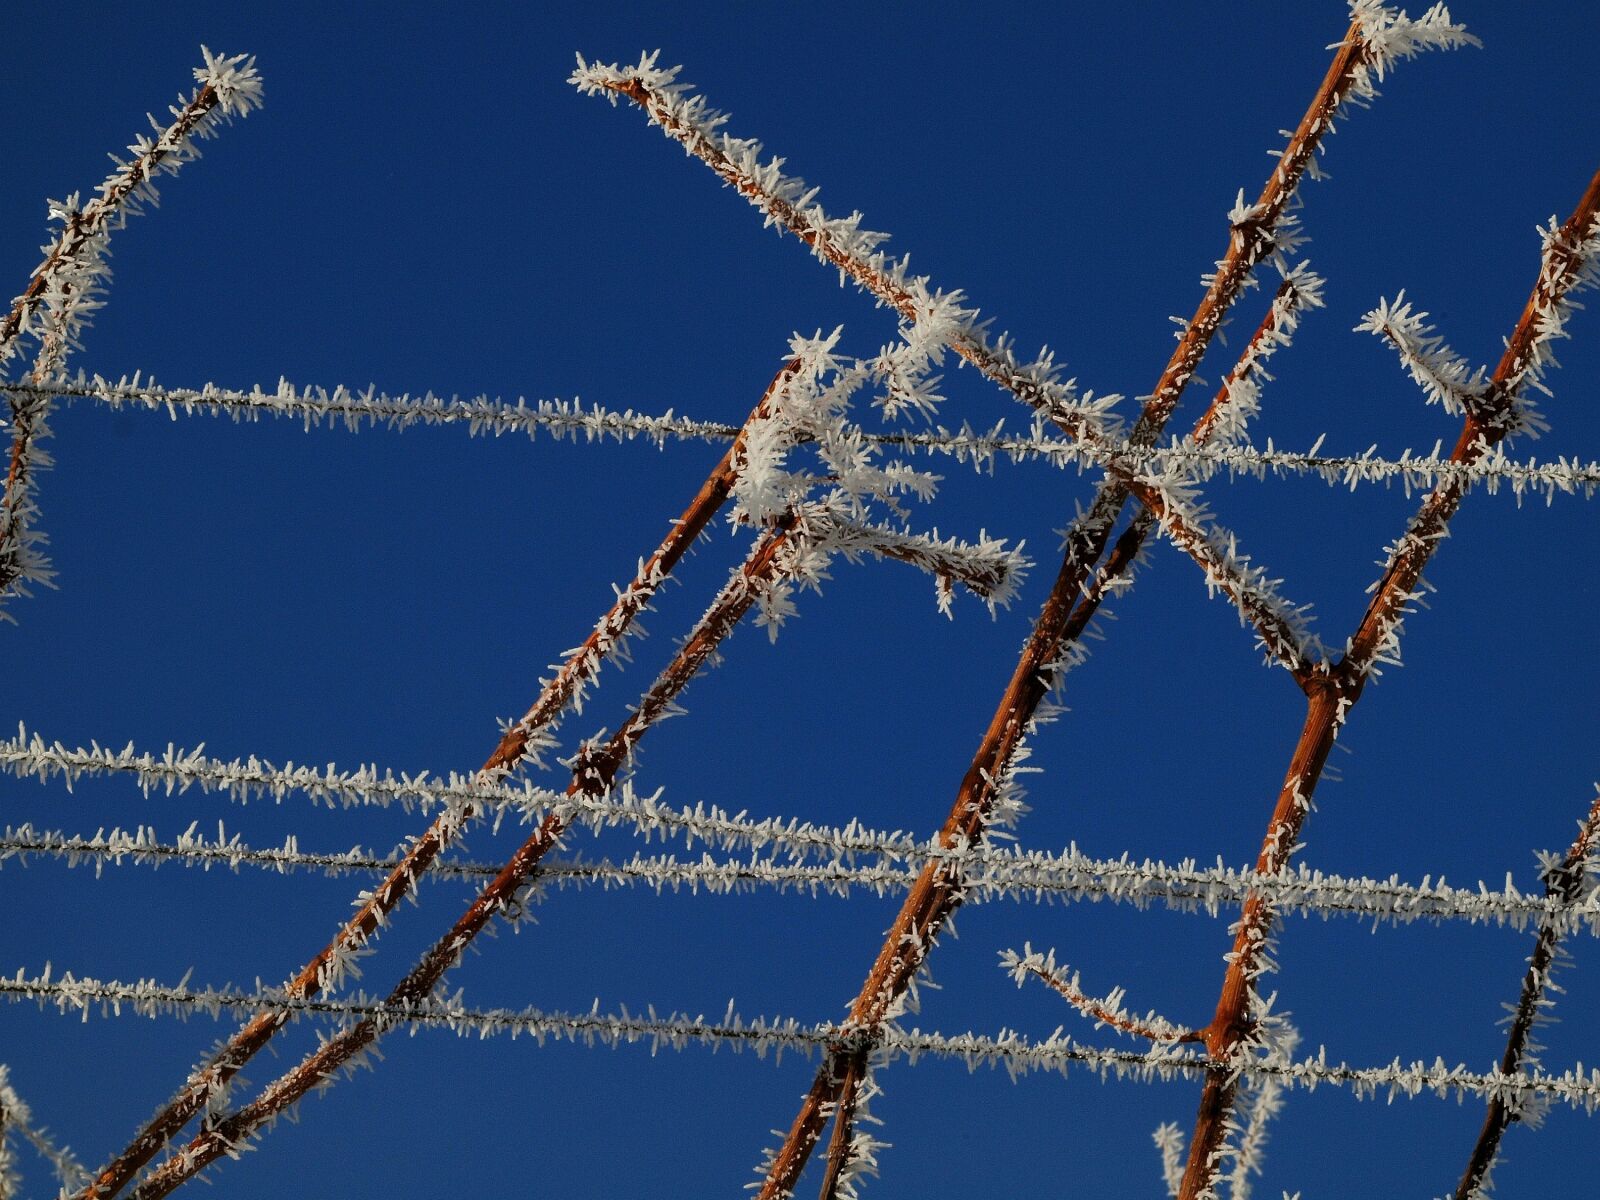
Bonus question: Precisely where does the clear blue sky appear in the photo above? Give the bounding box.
[2,3,1597,1196]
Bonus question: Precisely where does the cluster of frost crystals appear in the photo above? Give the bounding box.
[730,329,932,528]
[1345,3,1479,90]
[726,328,1028,627]
[7,966,1600,1116]
[0,1063,89,1195]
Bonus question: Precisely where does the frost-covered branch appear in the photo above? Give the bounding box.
[1358,291,1498,426]
[0,48,262,361]
[6,818,1597,937]
[574,8,1494,685]
[1002,945,1201,1043]
[810,508,1027,615]
[572,52,1123,444]
[1190,264,1326,448]
[1454,793,1600,1200]
[573,44,1342,671]
[1155,1123,1187,1198]
[5,969,1600,1116]
[588,10,1494,1182]
[0,48,262,618]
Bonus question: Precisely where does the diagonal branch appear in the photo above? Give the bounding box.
[815,1049,873,1200]
[1453,792,1600,1200]
[123,514,808,1200]
[69,358,801,1200]
[1176,167,1600,1200]
[1001,946,1203,1044]
[1,49,262,615]
[574,37,1358,675]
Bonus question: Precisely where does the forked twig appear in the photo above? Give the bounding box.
[743,12,1387,1189]
[1176,169,1600,1200]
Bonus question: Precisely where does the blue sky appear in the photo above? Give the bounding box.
[2,3,1598,1197]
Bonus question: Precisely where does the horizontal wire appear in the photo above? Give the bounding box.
[3,967,1598,1113]
[3,784,1596,936]
[8,373,1600,502]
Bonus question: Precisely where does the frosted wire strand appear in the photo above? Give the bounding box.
[4,759,1599,935]
[26,374,1598,504]
[2,969,1598,1114]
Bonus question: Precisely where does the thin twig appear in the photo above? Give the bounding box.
[6,970,1600,1112]
[6,818,1598,937]
[1002,947,1203,1044]
[749,16,1377,1190]
[1453,793,1600,1200]
[0,50,262,613]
